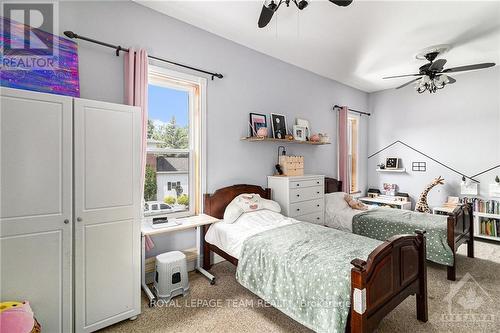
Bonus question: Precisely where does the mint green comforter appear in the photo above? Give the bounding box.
[352,207,453,266]
[236,222,382,333]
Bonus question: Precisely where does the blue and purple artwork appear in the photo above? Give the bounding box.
[0,16,80,97]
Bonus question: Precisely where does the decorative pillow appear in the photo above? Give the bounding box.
[344,194,368,211]
[223,193,281,223]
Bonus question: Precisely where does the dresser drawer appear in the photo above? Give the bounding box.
[290,186,323,203]
[289,178,323,189]
[290,199,323,217]
[296,212,324,225]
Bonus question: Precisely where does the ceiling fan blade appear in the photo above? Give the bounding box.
[429,59,447,71]
[396,77,422,89]
[443,62,495,73]
[258,4,276,28]
[329,0,353,7]
[383,73,421,79]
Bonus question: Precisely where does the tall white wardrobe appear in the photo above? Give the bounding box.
[0,87,141,332]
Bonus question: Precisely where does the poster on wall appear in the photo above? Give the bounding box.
[0,17,80,97]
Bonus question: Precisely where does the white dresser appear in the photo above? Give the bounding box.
[267,175,325,225]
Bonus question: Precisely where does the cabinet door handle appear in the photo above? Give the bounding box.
[77,217,83,222]
[64,219,69,224]
[317,204,320,207]
[316,217,320,220]
[296,208,300,211]
[296,184,300,187]
[316,181,320,184]
[296,194,300,197]
[317,191,320,194]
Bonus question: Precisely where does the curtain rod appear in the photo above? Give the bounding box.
[63,31,224,80]
[333,105,371,116]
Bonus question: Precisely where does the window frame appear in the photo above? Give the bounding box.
[146,64,207,219]
[347,113,360,194]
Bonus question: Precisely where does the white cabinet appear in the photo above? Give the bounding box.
[73,99,141,332]
[1,88,73,333]
[0,88,141,333]
[268,175,325,225]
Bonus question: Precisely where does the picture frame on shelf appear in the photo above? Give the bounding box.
[249,113,267,137]
[271,113,287,139]
[293,125,306,141]
[296,118,310,140]
[385,157,399,169]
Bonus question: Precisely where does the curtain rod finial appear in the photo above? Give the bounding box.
[63,31,77,39]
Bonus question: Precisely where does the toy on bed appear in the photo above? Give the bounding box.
[0,301,41,333]
[344,194,368,210]
[415,176,445,213]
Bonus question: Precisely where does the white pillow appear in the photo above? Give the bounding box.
[223,193,281,223]
[325,192,350,211]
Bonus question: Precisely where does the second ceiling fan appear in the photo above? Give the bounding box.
[258,0,353,28]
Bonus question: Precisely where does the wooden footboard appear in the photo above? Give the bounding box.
[350,231,427,333]
[203,184,428,333]
[446,203,474,280]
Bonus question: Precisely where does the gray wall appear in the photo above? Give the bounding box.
[59,1,369,193]
[58,1,368,254]
[368,67,500,208]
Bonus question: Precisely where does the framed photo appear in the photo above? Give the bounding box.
[249,113,267,136]
[296,118,310,140]
[385,157,399,169]
[293,125,306,141]
[271,113,287,139]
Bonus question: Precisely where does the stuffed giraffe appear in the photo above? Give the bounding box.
[415,176,445,213]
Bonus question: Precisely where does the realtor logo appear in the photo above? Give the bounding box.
[1,1,59,69]
[440,273,495,328]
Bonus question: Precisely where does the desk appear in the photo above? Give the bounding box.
[141,214,219,306]
[359,196,412,210]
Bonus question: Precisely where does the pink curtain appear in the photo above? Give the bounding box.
[125,49,153,251]
[125,48,148,193]
[338,106,349,193]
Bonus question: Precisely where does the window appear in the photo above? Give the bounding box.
[347,114,359,194]
[144,66,206,217]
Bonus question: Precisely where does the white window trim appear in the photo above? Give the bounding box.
[348,112,360,194]
[146,64,207,219]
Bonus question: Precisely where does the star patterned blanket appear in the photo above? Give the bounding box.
[236,222,382,333]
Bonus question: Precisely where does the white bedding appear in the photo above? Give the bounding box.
[205,209,297,259]
[324,192,362,232]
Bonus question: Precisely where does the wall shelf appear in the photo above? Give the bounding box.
[241,137,330,145]
[376,168,406,173]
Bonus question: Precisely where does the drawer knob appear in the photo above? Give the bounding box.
[317,204,320,207]
[317,191,320,194]
[316,217,320,220]
[297,208,300,211]
[296,194,300,197]
[317,181,320,184]
[64,219,69,224]
[296,184,300,187]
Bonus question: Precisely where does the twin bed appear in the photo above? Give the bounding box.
[323,178,474,281]
[202,184,428,333]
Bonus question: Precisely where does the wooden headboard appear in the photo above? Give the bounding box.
[325,177,343,193]
[203,184,271,219]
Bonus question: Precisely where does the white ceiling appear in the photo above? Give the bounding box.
[136,0,500,92]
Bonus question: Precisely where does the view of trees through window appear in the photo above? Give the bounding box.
[144,82,191,216]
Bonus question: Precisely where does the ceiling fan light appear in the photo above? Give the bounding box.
[297,0,309,10]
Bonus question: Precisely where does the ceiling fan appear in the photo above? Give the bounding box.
[383,46,496,93]
[258,0,353,28]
